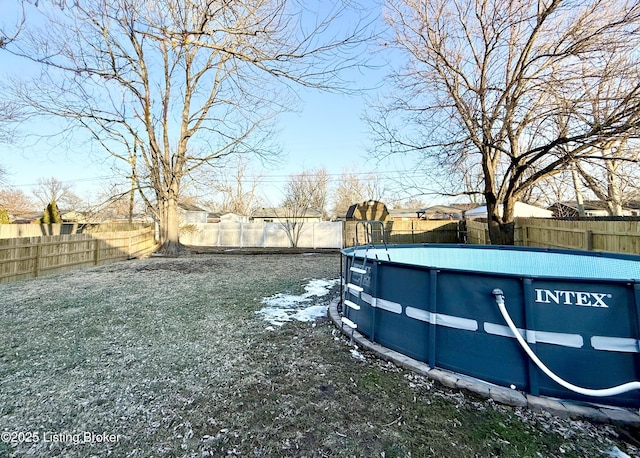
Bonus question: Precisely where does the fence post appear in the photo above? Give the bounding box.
[522,226,529,247]
[34,243,41,278]
[93,239,100,265]
[343,222,347,248]
[412,220,415,244]
[585,230,593,251]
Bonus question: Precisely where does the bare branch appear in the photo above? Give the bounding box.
[372,0,640,243]
[5,0,370,252]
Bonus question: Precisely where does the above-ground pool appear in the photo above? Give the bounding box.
[341,243,640,407]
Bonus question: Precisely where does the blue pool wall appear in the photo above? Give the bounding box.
[341,244,640,407]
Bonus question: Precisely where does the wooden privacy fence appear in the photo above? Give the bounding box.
[466,218,640,254]
[343,220,462,247]
[0,226,157,283]
[465,220,491,245]
[518,218,640,254]
[0,222,151,239]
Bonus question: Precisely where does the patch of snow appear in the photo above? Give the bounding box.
[256,278,339,326]
[293,304,330,322]
[350,348,366,361]
[605,446,631,458]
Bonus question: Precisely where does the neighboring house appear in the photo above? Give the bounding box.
[178,203,208,224]
[11,212,42,224]
[251,207,323,224]
[345,200,390,222]
[389,208,423,221]
[207,212,221,223]
[626,201,640,216]
[418,205,466,220]
[220,213,249,223]
[548,201,638,218]
[61,210,88,223]
[465,202,553,219]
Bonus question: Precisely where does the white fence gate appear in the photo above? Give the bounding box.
[179,221,343,248]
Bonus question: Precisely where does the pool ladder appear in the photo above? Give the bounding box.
[341,221,390,344]
[341,255,366,345]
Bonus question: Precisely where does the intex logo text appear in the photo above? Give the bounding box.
[534,289,612,308]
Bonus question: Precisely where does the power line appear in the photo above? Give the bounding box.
[226,169,430,184]
[9,175,120,188]
[6,168,429,189]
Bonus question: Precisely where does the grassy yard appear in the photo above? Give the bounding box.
[0,252,638,457]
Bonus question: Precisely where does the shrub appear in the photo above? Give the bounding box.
[42,200,63,224]
[0,208,10,224]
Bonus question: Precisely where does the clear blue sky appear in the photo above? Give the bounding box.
[2,76,398,206]
[0,1,435,209]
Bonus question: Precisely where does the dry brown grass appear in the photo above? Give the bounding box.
[0,252,637,457]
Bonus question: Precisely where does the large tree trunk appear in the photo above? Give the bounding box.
[486,199,516,245]
[157,184,186,256]
[487,217,515,245]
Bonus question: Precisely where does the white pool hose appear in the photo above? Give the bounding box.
[492,288,640,397]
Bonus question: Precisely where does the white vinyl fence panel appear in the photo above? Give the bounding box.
[180,222,343,248]
[296,222,343,248]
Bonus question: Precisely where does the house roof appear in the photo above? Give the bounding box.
[549,201,609,211]
[420,205,465,215]
[465,202,552,218]
[389,208,422,218]
[178,202,207,212]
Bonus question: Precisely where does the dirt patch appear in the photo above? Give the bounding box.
[133,256,233,274]
[0,253,637,457]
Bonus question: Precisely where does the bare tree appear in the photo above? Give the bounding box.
[277,168,328,247]
[551,53,640,216]
[7,0,369,254]
[371,0,640,244]
[522,170,577,210]
[32,177,81,209]
[93,180,147,222]
[332,169,386,217]
[0,187,36,218]
[0,100,22,146]
[574,145,640,216]
[282,168,329,216]
[393,197,426,209]
[0,1,28,49]
[211,157,263,215]
[31,177,83,210]
[0,100,22,183]
[1,2,43,177]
